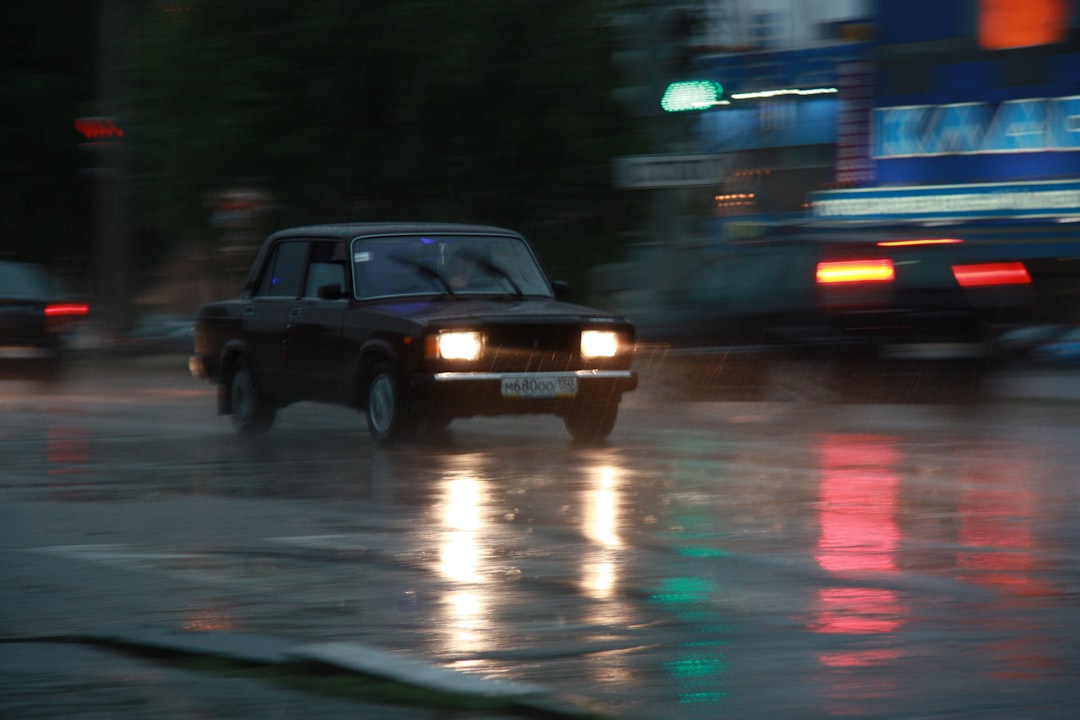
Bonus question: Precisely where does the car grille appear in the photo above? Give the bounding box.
[482,323,581,372]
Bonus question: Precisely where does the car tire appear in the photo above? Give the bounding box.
[365,361,416,446]
[563,400,619,444]
[229,360,276,435]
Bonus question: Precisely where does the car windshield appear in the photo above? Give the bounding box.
[350,233,552,300]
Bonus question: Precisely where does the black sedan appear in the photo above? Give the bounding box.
[0,260,89,379]
[190,223,638,444]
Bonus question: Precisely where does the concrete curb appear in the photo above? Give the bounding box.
[84,625,608,718]
[89,626,295,664]
[291,641,544,698]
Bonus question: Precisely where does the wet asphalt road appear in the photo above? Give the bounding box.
[1,355,1079,719]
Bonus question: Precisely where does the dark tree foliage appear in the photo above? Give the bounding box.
[0,0,96,269]
[130,0,647,290]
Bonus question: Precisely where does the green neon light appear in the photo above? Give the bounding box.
[661,80,723,112]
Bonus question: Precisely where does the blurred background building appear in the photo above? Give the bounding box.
[7,0,1080,345]
[602,0,1080,326]
[662,0,1080,227]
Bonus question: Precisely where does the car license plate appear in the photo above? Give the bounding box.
[501,374,578,398]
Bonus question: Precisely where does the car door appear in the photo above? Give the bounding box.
[285,239,350,403]
[242,239,308,402]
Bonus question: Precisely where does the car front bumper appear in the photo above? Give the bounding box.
[413,369,638,416]
[431,369,637,384]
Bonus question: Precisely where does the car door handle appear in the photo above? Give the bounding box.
[243,306,255,317]
[289,306,302,319]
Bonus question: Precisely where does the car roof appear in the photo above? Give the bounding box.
[267,222,523,241]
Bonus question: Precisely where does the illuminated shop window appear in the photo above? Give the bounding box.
[978,0,1069,49]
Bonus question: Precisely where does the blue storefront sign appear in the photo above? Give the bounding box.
[873,97,1080,156]
[871,96,1080,185]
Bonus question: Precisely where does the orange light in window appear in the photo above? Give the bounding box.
[816,259,895,284]
[952,262,1032,287]
[978,0,1068,50]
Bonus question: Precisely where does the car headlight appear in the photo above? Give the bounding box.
[581,330,620,359]
[429,331,483,360]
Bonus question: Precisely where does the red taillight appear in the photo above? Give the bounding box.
[44,303,90,317]
[951,262,1031,288]
[816,259,895,284]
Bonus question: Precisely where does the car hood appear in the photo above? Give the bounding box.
[368,296,629,325]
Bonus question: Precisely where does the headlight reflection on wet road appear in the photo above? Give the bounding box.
[434,463,494,656]
[582,463,624,600]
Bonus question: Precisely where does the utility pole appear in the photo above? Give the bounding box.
[611,2,708,248]
[93,0,133,336]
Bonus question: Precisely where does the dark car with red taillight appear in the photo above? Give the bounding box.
[190,223,638,445]
[811,233,1040,359]
[0,260,90,379]
[632,221,1060,362]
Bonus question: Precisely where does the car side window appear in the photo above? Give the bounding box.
[303,241,347,298]
[255,241,307,298]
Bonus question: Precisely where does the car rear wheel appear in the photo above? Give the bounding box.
[366,361,416,446]
[563,400,619,444]
[229,360,276,434]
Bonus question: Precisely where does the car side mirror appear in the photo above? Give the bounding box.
[551,280,569,299]
[317,283,344,300]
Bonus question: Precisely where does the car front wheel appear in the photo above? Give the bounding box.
[563,400,619,444]
[365,361,416,446]
[229,360,276,434]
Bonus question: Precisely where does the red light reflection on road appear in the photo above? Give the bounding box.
[47,425,91,476]
[812,435,904,641]
[183,607,237,632]
[959,466,1047,595]
[957,454,1061,680]
[811,433,905,715]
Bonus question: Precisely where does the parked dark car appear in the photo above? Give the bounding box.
[0,260,89,379]
[190,223,638,444]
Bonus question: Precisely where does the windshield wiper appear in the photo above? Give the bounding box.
[387,253,455,295]
[457,249,523,296]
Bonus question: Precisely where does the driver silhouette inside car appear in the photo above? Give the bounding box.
[442,250,480,291]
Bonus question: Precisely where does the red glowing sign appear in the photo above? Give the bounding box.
[74,116,124,141]
[978,0,1069,49]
